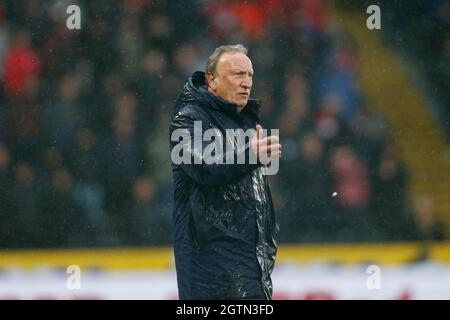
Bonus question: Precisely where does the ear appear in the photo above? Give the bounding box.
[207,72,216,90]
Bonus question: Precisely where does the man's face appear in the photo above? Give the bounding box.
[208,52,254,112]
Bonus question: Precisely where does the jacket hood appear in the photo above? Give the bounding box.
[173,71,261,121]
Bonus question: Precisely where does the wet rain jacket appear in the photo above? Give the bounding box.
[169,71,278,300]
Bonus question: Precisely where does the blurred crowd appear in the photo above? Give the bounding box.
[0,0,443,249]
[378,0,450,142]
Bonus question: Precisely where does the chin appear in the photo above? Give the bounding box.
[239,99,249,107]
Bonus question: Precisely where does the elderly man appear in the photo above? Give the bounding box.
[169,44,281,300]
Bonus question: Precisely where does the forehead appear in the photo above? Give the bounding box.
[217,52,253,72]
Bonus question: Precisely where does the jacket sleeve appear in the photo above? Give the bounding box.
[170,108,261,186]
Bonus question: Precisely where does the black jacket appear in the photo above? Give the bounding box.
[169,71,277,300]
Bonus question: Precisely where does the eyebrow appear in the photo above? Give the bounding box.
[231,69,254,75]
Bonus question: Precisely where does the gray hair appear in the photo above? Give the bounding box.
[206,44,248,76]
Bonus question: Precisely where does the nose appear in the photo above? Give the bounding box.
[241,76,252,90]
